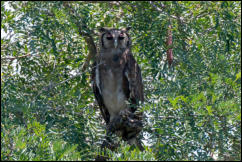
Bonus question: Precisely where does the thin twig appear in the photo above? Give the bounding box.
[32,62,103,103]
[149,1,178,19]
[1,54,40,61]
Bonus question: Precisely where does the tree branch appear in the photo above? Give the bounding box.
[1,54,40,61]
[63,1,97,71]
[149,1,178,19]
[32,61,104,104]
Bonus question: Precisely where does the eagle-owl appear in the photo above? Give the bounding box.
[91,27,144,151]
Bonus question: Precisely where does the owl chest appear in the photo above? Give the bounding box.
[99,67,127,118]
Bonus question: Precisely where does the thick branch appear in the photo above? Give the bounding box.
[63,2,97,71]
[78,30,97,71]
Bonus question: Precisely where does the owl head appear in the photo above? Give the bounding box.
[99,27,131,49]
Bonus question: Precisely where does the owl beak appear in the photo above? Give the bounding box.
[114,39,118,48]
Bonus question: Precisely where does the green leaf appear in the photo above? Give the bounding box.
[206,106,213,116]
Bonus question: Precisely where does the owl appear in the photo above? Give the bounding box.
[91,27,144,151]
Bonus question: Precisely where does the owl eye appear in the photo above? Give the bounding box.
[106,36,113,40]
[119,33,125,40]
[119,36,125,40]
[106,33,113,40]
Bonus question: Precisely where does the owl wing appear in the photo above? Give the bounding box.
[123,52,144,112]
[91,62,110,124]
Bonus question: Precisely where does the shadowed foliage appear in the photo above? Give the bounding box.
[1,1,241,161]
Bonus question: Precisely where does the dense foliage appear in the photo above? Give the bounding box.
[1,1,241,161]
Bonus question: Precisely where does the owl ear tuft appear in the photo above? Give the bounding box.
[122,27,131,32]
[126,27,131,31]
[99,27,107,33]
